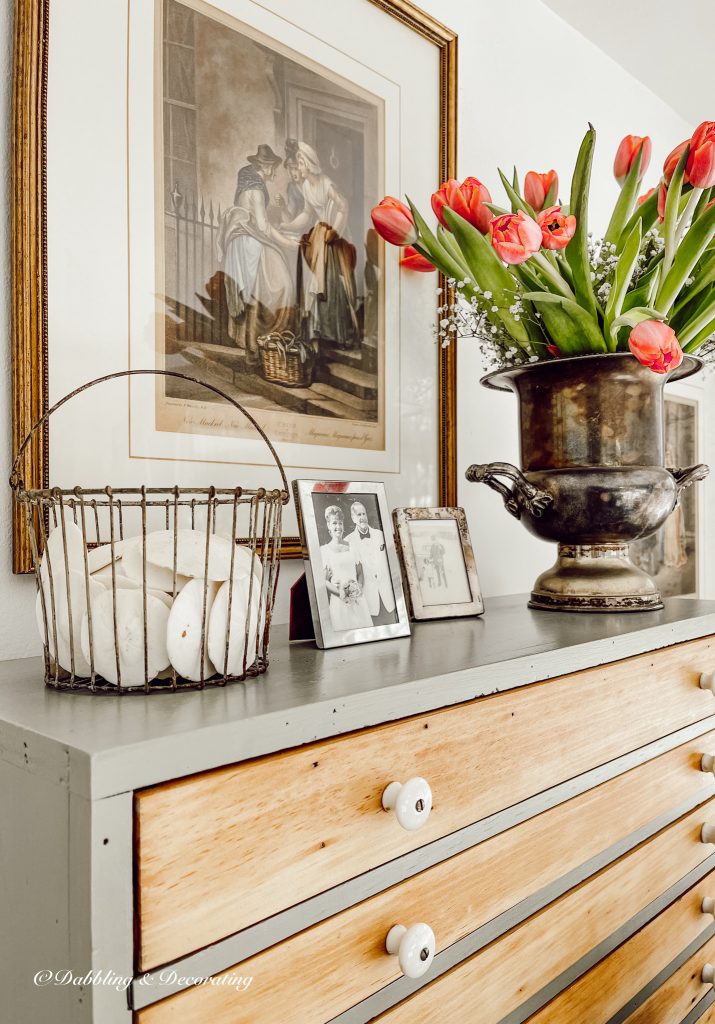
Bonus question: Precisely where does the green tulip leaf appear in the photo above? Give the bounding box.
[498,168,537,219]
[609,306,666,347]
[678,290,715,347]
[565,125,598,320]
[406,198,471,283]
[442,205,532,348]
[603,147,643,248]
[656,200,715,312]
[604,221,642,349]
[521,291,607,353]
[617,188,659,251]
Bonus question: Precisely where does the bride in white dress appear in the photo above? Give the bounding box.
[320,506,373,632]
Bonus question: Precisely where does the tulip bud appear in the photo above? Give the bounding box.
[628,320,683,375]
[489,211,542,265]
[370,197,417,246]
[657,181,668,222]
[686,122,715,189]
[613,135,652,186]
[537,206,576,251]
[663,141,689,186]
[399,246,436,272]
[524,170,558,213]
[432,177,493,234]
[637,187,656,205]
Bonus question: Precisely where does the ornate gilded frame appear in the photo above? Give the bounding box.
[11,0,457,572]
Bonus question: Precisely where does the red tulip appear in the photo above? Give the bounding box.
[371,196,417,246]
[613,135,652,185]
[628,320,683,375]
[537,206,576,251]
[663,140,689,185]
[657,180,668,222]
[524,170,558,213]
[400,246,436,272]
[637,187,656,205]
[489,211,542,265]
[686,121,715,189]
[546,344,560,358]
[431,177,493,234]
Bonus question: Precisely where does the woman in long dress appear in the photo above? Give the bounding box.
[320,506,372,632]
[281,141,359,349]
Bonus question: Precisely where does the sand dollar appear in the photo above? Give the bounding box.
[87,540,126,574]
[81,589,170,686]
[144,529,236,581]
[35,569,103,677]
[166,579,219,682]
[40,517,86,578]
[122,537,190,592]
[208,576,261,677]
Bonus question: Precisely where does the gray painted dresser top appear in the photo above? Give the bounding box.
[1,595,714,800]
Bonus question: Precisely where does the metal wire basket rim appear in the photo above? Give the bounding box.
[9,368,290,502]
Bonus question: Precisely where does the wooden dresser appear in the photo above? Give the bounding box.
[4,596,715,1023]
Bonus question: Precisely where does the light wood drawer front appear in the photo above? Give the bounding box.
[135,790,715,1023]
[622,938,715,1024]
[528,889,715,1024]
[136,635,715,969]
[372,802,715,1024]
[696,1003,715,1024]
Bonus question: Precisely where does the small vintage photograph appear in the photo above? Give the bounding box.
[293,481,410,648]
[394,508,484,620]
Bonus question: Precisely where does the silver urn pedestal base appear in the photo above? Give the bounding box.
[529,543,664,613]
[469,353,709,613]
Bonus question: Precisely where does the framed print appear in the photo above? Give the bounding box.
[393,506,483,620]
[293,480,410,648]
[11,0,457,572]
[631,396,701,598]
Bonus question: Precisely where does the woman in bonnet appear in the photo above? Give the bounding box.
[282,140,359,349]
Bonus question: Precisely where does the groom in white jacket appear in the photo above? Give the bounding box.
[345,501,397,626]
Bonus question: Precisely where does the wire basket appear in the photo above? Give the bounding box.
[258,330,314,388]
[10,370,290,694]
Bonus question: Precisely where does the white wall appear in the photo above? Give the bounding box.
[1,0,713,660]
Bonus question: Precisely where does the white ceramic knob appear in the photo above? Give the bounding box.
[702,754,715,775]
[703,897,715,916]
[386,923,436,979]
[382,778,433,831]
[703,964,715,985]
[700,672,715,694]
[702,823,715,845]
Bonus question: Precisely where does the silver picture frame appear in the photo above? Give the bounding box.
[293,480,411,649]
[393,507,484,621]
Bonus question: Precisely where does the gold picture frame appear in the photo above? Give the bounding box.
[11,0,457,573]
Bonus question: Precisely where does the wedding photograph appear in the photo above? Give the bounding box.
[293,480,410,648]
[311,491,398,632]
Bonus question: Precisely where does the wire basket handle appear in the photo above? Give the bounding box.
[10,369,290,498]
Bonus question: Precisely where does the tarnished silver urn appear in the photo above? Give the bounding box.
[468,352,709,612]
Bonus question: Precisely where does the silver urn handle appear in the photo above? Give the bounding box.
[465,462,553,521]
[669,464,709,508]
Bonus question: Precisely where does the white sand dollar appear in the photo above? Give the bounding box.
[41,517,86,577]
[122,537,190,592]
[35,569,103,677]
[91,563,141,590]
[81,589,170,686]
[208,576,261,676]
[144,529,236,581]
[166,579,219,682]
[87,540,126,574]
[149,589,174,609]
